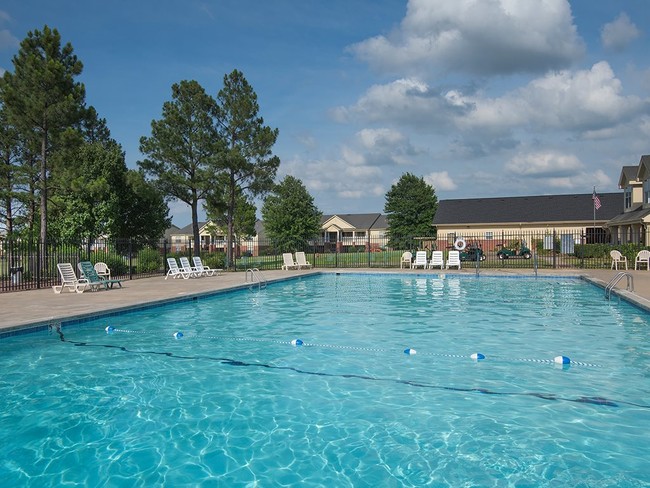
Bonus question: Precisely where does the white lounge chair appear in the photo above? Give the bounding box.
[52,263,89,294]
[295,251,313,269]
[446,250,461,270]
[165,257,191,279]
[281,253,299,270]
[412,251,428,269]
[429,251,445,269]
[635,250,650,270]
[610,250,627,270]
[192,256,222,276]
[400,252,412,269]
[179,256,203,277]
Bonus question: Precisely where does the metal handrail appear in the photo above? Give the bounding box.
[605,272,633,300]
[245,268,267,290]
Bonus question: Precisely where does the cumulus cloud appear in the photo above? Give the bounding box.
[502,151,611,190]
[601,13,641,51]
[425,171,457,191]
[504,151,583,177]
[349,0,584,76]
[338,62,650,139]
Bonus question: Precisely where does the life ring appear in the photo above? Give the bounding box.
[454,238,467,251]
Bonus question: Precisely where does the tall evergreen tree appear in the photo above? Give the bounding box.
[214,69,280,267]
[0,25,85,244]
[262,175,322,252]
[384,172,437,249]
[139,80,221,255]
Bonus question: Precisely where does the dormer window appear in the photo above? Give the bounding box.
[644,179,650,204]
[625,186,632,208]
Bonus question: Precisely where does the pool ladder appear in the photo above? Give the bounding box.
[245,268,267,291]
[605,272,633,300]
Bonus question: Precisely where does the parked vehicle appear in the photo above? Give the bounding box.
[460,242,486,261]
[497,241,532,259]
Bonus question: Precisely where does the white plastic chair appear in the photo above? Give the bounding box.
[94,262,111,279]
[281,253,299,270]
[400,252,412,269]
[635,250,650,270]
[412,251,428,269]
[429,251,445,269]
[295,252,313,269]
[446,250,461,270]
[610,250,627,270]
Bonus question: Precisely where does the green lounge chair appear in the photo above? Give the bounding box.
[78,261,123,290]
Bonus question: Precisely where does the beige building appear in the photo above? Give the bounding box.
[319,214,387,252]
[432,193,620,252]
[606,155,650,244]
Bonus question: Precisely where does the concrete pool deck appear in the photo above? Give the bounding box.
[1,267,649,335]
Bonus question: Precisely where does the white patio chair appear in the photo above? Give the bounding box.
[192,256,222,276]
[635,250,650,270]
[281,253,299,270]
[179,256,203,277]
[429,251,445,269]
[610,250,627,270]
[52,263,89,294]
[295,251,313,269]
[446,250,461,270]
[165,258,191,279]
[400,251,412,269]
[412,251,428,269]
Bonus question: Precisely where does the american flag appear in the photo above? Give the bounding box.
[592,190,602,210]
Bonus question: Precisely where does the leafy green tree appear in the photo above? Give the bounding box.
[120,169,171,243]
[0,106,20,235]
[214,69,280,267]
[205,179,257,240]
[0,25,85,244]
[261,175,321,252]
[384,172,437,249]
[139,80,221,255]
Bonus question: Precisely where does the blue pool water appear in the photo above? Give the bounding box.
[1,274,649,486]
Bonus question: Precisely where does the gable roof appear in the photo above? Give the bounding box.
[636,154,650,181]
[619,165,640,188]
[320,213,385,229]
[433,193,620,225]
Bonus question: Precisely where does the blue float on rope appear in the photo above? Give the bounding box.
[291,339,303,347]
[173,331,184,339]
[554,355,570,365]
[105,325,115,333]
[404,348,417,355]
[471,352,485,361]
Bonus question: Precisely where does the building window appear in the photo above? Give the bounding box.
[644,180,650,204]
[624,186,632,208]
[356,231,366,238]
[485,231,493,240]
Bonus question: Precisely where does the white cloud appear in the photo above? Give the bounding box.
[425,171,457,191]
[505,151,583,177]
[0,28,18,51]
[349,0,584,76]
[601,13,641,51]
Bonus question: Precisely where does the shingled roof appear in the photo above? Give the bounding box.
[321,213,386,229]
[433,193,621,225]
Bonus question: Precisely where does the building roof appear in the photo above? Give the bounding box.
[433,193,621,225]
[605,205,650,226]
[320,213,386,229]
[619,165,640,188]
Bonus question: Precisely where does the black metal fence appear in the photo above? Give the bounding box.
[1,230,647,293]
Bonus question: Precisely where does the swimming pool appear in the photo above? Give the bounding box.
[0,273,648,486]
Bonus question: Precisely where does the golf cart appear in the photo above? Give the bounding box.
[460,242,486,261]
[497,240,532,260]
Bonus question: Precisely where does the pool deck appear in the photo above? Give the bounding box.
[1,267,649,335]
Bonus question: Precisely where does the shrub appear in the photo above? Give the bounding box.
[137,247,162,273]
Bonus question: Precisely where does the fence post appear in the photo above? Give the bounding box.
[129,238,133,280]
[553,230,557,269]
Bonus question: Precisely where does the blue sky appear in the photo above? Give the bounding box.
[1,1,649,226]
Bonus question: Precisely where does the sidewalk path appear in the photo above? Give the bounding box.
[2,267,649,335]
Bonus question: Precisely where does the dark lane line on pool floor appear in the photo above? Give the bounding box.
[54,328,649,410]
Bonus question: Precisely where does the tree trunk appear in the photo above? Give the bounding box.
[39,128,48,278]
[191,198,200,257]
[226,171,236,268]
